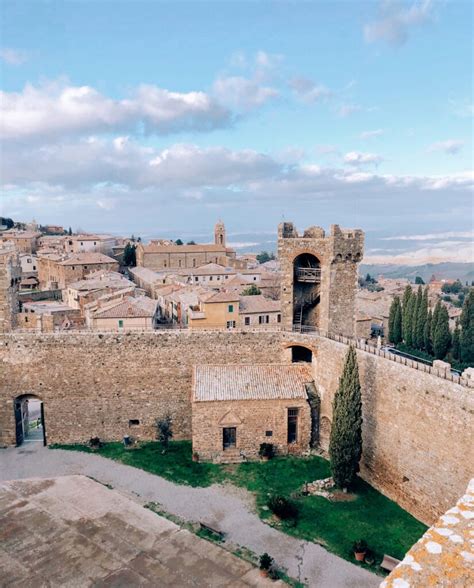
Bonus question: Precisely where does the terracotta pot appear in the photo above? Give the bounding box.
[354,551,366,562]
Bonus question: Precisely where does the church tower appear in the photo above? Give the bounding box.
[214,221,226,247]
[278,222,364,337]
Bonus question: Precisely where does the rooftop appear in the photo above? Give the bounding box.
[60,252,118,266]
[93,296,158,319]
[140,242,230,254]
[193,364,313,402]
[239,294,281,314]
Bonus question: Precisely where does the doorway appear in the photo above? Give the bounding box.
[14,395,46,447]
[223,427,236,449]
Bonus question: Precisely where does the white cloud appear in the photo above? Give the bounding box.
[337,103,362,117]
[0,80,232,141]
[449,99,474,118]
[344,151,384,166]
[360,129,384,140]
[364,241,474,265]
[428,139,465,155]
[381,230,474,241]
[364,0,434,46]
[0,48,28,65]
[212,76,278,111]
[289,77,332,103]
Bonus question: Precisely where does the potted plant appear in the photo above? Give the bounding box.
[353,539,368,562]
[259,442,275,461]
[259,553,273,577]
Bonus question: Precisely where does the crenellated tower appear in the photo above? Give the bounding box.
[278,222,364,337]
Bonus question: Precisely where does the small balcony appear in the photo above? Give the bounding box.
[295,267,321,283]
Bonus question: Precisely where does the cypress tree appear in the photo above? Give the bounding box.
[424,309,433,355]
[329,345,362,489]
[393,297,402,344]
[388,297,397,344]
[401,285,413,342]
[411,286,422,349]
[416,287,428,349]
[433,305,451,360]
[452,325,461,361]
[460,290,474,365]
[431,301,441,343]
[404,293,416,347]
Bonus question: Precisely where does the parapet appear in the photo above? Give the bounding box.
[278,222,363,244]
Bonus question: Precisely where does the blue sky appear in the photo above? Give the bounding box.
[1,1,473,263]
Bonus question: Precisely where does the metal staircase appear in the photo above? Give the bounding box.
[293,290,320,329]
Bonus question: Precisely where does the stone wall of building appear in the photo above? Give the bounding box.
[192,398,311,462]
[289,332,474,525]
[0,331,281,447]
[0,247,21,333]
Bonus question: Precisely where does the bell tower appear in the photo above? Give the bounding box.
[214,221,226,247]
[278,222,364,337]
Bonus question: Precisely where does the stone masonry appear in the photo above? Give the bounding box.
[278,223,364,337]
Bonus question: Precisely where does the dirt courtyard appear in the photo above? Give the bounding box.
[0,475,275,587]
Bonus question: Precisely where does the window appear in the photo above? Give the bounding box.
[287,408,299,443]
[210,276,213,281]
[129,419,139,426]
[226,320,236,329]
[265,430,273,437]
[223,427,236,449]
[179,260,182,267]
[33,266,36,270]
[228,304,234,313]
[265,315,269,324]
[277,314,281,323]
[118,320,124,328]
[258,315,264,324]
[244,316,250,326]
[253,277,257,281]
[193,259,196,267]
[195,277,198,282]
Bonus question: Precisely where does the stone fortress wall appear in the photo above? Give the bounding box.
[1,329,472,525]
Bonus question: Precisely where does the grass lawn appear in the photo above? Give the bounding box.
[51,440,427,567]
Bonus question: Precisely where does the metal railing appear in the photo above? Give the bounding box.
[295,267,321,283]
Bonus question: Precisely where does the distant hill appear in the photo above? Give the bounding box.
[360,262,474,283]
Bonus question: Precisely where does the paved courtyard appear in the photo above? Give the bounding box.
[0,443,379,588]
[0,475,277,587]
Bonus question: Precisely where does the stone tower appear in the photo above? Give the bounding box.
[214,221,226,247]
[278,223,364,337]
[0,245,21,333]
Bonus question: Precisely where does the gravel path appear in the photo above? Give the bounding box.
[0,443,379,588]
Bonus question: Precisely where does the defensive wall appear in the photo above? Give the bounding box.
[0,329,472,525]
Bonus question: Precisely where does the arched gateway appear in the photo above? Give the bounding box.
[14,394,46,447]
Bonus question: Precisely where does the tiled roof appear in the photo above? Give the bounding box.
[204,291,240,303]
[60,252,117,266]
[141,243,227,254]
[239,295,281,314]
[381,478,474,588]
[93,296,157,319]
[193,364,313,402]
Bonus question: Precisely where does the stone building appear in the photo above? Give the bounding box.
[0,245,21,332]
[239,295,281,327]
[278,222,364,337]
[192,364,313,462]
[0,230,41,254]
[38,252,119,290]
[136,222,240,271]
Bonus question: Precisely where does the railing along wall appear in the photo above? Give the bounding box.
[290,324,473,389]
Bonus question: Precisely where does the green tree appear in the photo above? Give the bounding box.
[431,301,441,343]
[241,284,262,296]
[388,296,402,344]
[424,309,433,354]
[415,276,425,285]
[415,287,428,349]
[123,243,136,267]
[187,240,196,245]
[411,286,422,349]
[404,292,416,347]
[452,325,461,361]
[433,305,451,359]
[460,290,474,365]
[155,415,173,451]
[401,285,413,343]
[175,239,183,245]
[329,346,362,489]
[256,251,275,264]
[68,226,72,236]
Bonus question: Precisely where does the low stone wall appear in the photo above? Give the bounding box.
[290,333,474,525]
[0,331,281,446]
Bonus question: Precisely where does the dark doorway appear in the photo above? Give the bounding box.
[291,346,313,363]
[14,396,46,447]
[287,408,299,443]
[223,427,237,449]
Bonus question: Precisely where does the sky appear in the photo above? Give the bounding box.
[1,0,473,264]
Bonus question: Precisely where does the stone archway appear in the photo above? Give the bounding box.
[14,394,46,447]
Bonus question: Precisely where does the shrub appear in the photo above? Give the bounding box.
[258,442,275,459]
[155,415,173,450]
[352,539,368,553]
[89,437,103,449]
[267,495,298,520]
[259,553,273,570]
